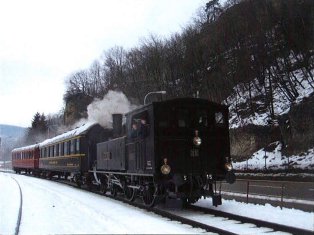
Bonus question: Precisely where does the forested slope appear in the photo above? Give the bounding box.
[62,0,314,162]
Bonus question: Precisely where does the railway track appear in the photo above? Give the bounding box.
[10,177,23,235]
[8,173,313,235]
[52,177,312,235]
[185,204,313,235]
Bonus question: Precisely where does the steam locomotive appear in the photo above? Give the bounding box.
[12,98,235,207]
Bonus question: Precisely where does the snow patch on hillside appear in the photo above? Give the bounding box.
[224,68,314,128]
[233,142,314,171]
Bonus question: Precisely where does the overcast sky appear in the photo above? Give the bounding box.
[0,0,207,127]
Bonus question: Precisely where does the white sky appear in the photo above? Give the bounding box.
[0,0,207,127]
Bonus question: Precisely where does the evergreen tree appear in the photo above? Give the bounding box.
[26,112,48,144]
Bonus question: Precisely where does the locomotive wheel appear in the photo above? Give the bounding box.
[76,180,82,188]
[142,185,156,207]
[100,177,108,194]
[110,185,118,197]
[124,186,136,202]
[74,174,82,188]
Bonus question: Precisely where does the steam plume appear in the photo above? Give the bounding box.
[75,90,137,128]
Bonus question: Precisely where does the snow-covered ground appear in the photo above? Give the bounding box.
[1,172,313,234]
[0,172,206,234]
[233,142,314,171]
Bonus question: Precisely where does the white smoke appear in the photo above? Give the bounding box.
[75,90,137,128]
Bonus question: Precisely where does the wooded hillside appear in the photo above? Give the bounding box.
[63,0,314,158]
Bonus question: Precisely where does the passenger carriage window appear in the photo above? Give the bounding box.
[64,141,68,155]
[60,142,64,156]
[56,144,59,156]
[70,139,75,154]
[67,141,70,155]
[59,143,62,156]
[67,142,69,155]
[76,138,80,153]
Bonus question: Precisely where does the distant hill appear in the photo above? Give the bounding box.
[0,124,26,140]
[0,125,26,161]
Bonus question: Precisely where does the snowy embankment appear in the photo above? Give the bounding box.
[233,142,314,171]
[0,174,20,235]
[1,172,313,234]
[0,172,205,234]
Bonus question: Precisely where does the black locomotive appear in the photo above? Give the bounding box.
[12,97,235,207]
[91,98,235,206]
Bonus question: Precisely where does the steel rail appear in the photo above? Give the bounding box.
[11,177,23,235]
[187,204,313,235]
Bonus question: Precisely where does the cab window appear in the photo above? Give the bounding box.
[130,111,150,139]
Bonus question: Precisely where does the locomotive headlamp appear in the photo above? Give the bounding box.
[193,130,202,146]
[224,162,233,171]
[161,158,171,175]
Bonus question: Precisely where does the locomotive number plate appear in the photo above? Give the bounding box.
[190,149,199,157]
[102,152,111,160]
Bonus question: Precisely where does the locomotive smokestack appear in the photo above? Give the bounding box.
[112,114,123,138]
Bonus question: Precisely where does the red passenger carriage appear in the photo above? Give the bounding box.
[12,144,40,174]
